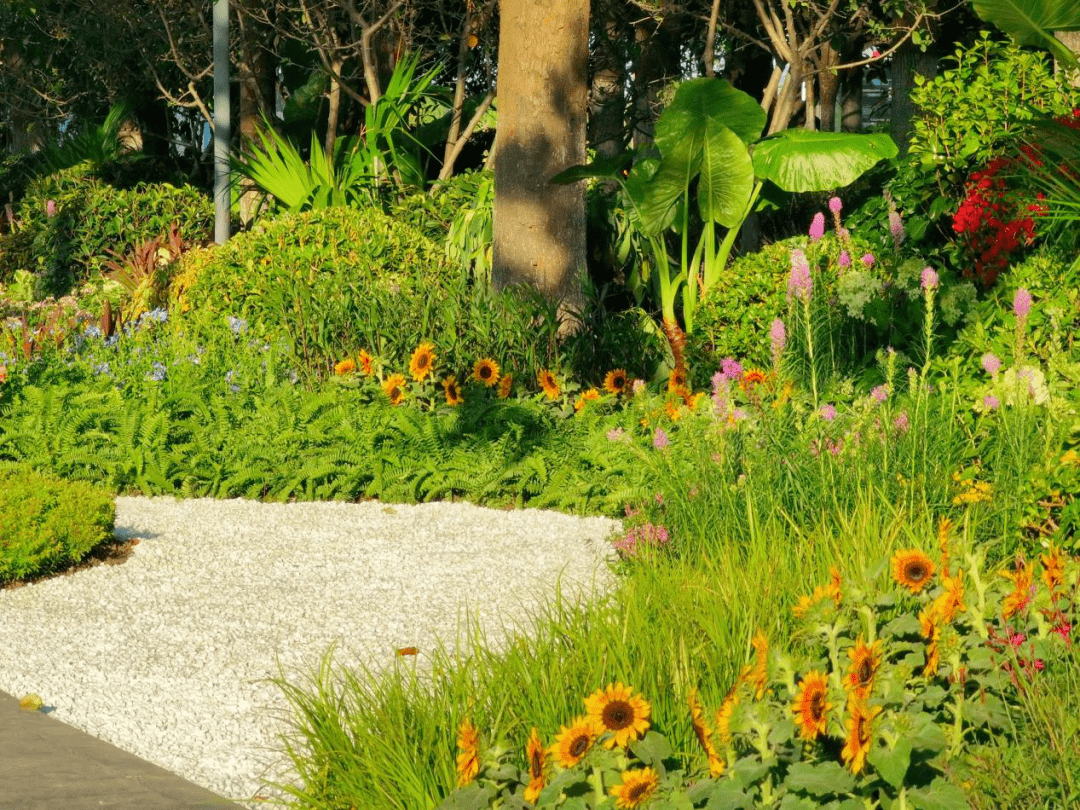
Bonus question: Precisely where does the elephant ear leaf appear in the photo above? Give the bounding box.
[971,0,1080,71]
[698,121,755,228]
[751,130,898,193]
[656,77,766,153]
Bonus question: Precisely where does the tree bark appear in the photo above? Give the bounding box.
[1055,31,1080,87]
[890,39,937,157]
[237,9,276,225]
[840,65,863,132]
[492,0,589,328]
[816,42,840,132]
[631,15,683,149]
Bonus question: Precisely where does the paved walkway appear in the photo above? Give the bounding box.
[0,690,247,810]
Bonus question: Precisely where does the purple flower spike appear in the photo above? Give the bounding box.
[889,210,906,247]
[920,267,939,291]
[838,250,851,269]
[829,197,843,214]
[787,249,813,304]
[721,357,743,380]
[871,385,888,404]
[809,212,826,241]
[769,318,786,363]
[984,394,1000,411]
[980,353,1001,377]
[1013,287,1032,325]
[861,253,875,268]
[46,199,56,217]
[819,404,837,421]
[653,427,669,450]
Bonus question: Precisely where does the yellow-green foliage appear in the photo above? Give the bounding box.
[0,466,116,584]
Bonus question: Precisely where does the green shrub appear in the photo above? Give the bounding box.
[6,166,212,297]
[0,465,115,584]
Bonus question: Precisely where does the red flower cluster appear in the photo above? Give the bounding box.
[952,156,1041,286]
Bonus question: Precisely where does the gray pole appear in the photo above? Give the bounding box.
[213,0,231,244]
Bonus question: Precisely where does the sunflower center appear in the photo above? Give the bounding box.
[569,735,589,757]
[603,701,633,730]
[857,660,873,684]
[809,691,825,719]
[417,356,429,369]
[530,751,543,777]
[905,562,929,582]
[480,366,492,379]
[628,783,649,801]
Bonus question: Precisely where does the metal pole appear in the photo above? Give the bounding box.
[213,0,231,244]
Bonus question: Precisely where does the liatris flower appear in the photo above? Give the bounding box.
[787,249,812,304]
[1013,287,1032,325]
[720,357,743,380]
[613,523,671,557]
[631,379,646,396]
[920,267,939,290]
[809,212,826,241]
[870,385,887,404]
[819,403,837,421]
[607,427,626,442]
[652,427,669,450]
[893,412,910,433]
[769,318,786,365]
[46,200,56,217]
[861,253,875,267]
[888,210,906,247]
[838,250,851,269]
[981,353,1001,377]
[829,196,843,214]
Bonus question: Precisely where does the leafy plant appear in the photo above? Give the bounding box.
[972,0,1080,71]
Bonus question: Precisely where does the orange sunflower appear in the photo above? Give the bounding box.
[603,368,629,395]
[523,727,547,803]
[891,549,936,593]
[550,716,599,768]
[334,357,356,375]
[497,373,514,399]
[1041,546,1065,595]
[792,671,831,741]
[357,349,375,376]
[1001,559,1034,619]
[845,637,882,700]
[715,682,739,746]
[443,375,464,406]
[739,368,768,392]
[584,683,651,748]
[919,607,942,676]
[575,388,601,413]
[382,373,407,405]
[409,342,436,382]
[930,569,966,624]
[668,368,688,392]
[688,689,723,776]
[455,719,480,786]
[538,369,560,400]
[841,698,881,774]
[609,768,659,809]
[748,630,769,700]
[472,358,500,387]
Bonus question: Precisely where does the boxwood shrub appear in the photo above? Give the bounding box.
[0,466,116,584]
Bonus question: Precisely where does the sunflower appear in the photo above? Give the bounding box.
[919,607,942,676]
[739,368,768,392]
[550,716,599,768]
[497,373,513,399]
[523,727,547,803]
[715,683,739,746]
[604,368,629,395]
[665,398,684,421]
[1000,559,1034,619]
[455,719,480,787]
[609,768,660,809]
[845,637,882,700]
[891,549,936,593]
[841,698,881,774]
[1041,546,1065,594]
[584,683,651,748]
[472,358,500,387]
[668,368,688,392]
[688,690,723,777]
[748,630,769,700]
[443,375,464,406]
[931,570,966,624]
[409,342,436,382]
[793,567,843,618]
[575,388,601,413]
[334,357,356,375]
[382,373,407,405]
[357,349,375,376]
[538,369,560,400]
[792,671,831,741]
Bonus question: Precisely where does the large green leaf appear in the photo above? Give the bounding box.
[698,121,755,228]
[631,140,700,237]
[972,0,1080,70]
[751,130,898,192]
[656,78,767,151]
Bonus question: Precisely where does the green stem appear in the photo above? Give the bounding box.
[803,296,819,410]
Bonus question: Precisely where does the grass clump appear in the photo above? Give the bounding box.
[0,464,115,584]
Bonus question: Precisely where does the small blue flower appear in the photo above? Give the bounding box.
[148,308,168,323]
[93,362,111,376]
[147,362,167,382]
[83,324,102,339]
[228,316,247,335]
[104,335,119,348]
[225,369,237,384]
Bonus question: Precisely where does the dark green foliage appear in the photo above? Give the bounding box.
[0,464,115,584]
[6,166,212,296]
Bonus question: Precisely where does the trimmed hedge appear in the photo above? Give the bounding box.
[0,466,116,584]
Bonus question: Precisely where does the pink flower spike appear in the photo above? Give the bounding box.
[871,385,888,404]
[769,318,786,363]
[809,212,826,241]
[828,197,843,214]
[920,267,939,290]
[819,404,837,421]
[861,253,875,267]
[981,353,1001,377]
[983,394,1000,411]
[1013,287,1032,324]
[653,427,669,450]
[787,249,813,304]
[838,250,851,269]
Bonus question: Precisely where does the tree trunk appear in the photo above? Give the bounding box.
[816,43,840,132]
[493,0,589,328]
[840,65,863,132]
[1055,31,1080,87]
[631,15,683,149]
[237,12,276,225]
[589,13,629,159]
[890,39,937,157]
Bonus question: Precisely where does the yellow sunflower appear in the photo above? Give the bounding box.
[688,689,723,777]
[930,569,966,624]
[609,768,660,809]
[845,637,882,700]
[748,630,769,700]
[497,373,513,399]
[550,715,599,769]
[792,670,831,741]
[716,683,739,746]
[443,375,464,407]
[668,368,688,392]
[1041,546,1065,594]
[523,727,547,803]
[919,607,942,676]
[584,683,651,749]
[409,342,436,382]
[604,368,629,395]
[382,373,407,405]
[334,357,356,375]
[891,549,936,593]
[575,388,601,413]
[1001,560,1034,619]
[538,369,560,400]
[455,719,480,787]
[739,368,768,392]
[472,358,500,387]
[841,698,881,774]
[357,349,375,376]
